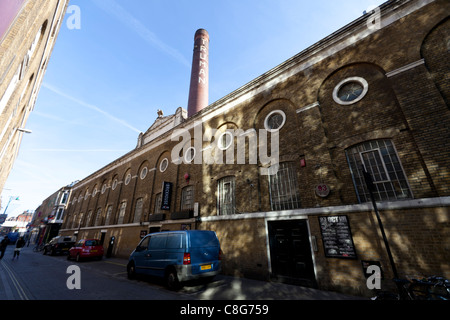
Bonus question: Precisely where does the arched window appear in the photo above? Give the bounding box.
[345,139,412,202]
[217,176,235,215]
[268,162,301,210]
[133,198,143,223]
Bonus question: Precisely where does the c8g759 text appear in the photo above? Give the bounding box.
[224,304,269,315]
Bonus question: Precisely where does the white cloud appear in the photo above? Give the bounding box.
[42,83,142,134]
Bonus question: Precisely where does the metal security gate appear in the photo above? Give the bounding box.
[268,219,316,288]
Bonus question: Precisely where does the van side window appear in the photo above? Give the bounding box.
[148,235,166,250]
[166,233,185,249]
[138,237,150,250]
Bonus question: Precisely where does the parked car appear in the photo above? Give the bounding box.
[127,230,222,290]
[68,239,104,261]
[43,236,75,255]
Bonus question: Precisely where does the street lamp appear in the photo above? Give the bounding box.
[362,167,399,279]
[17,128,32,134]
[2,196,20,215]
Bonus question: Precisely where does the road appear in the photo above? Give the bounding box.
[0,245,193,300]
[0,244,368,302]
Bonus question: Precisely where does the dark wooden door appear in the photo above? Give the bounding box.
[268,220,316,287]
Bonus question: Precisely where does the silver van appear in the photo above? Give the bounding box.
[127,230,222,290]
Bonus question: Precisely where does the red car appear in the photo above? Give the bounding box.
[68,239,104,261]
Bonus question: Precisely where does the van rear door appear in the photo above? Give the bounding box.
[188,231,221,275]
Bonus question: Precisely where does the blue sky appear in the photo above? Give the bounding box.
[1,0,386,217]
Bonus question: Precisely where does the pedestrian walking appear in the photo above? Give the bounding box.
[0,236,8,259]
[12,237,25,259]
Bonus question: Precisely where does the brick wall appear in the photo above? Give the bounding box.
[58,0,450,297]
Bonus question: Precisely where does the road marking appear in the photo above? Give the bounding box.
[104,261,127,267]
[0,260,29,300]
[0,260,15,299]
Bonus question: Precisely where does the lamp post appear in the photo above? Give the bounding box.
[362,167,399,279]
[2,196,20,215]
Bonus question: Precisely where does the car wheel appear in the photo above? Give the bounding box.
[166,268,180,291]
[67,253,71,260]
[127,262,136,280]
[76,253,81,262]
[43,248,47,255]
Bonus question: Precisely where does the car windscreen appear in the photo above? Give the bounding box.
[85,240,99,246]
[190,232,219,248]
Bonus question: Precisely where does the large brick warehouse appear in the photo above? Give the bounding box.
[57,0,449,297]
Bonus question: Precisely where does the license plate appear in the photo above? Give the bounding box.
[91,250,97,253]
[201,264,212,271]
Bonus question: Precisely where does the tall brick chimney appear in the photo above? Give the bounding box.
[187,29,209,117]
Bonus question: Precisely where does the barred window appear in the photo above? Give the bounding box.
[154,193,162,214]
[117,202,127,224]
[94,208,102,226]
[217,176,235,215]
[133,198,143,223]
[346,139,412,202]
[268,162,302,210]
[85,211,92,227]
[104,205,113,225]
[181,185,194,211]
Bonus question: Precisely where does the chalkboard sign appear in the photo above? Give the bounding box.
[319,215,357,259]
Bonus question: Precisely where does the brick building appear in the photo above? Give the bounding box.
[0,0,69,202]
[30,182,74,245]
[60,0,449,297]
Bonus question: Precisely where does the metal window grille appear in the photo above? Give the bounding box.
[85,211,92,227]
[94,208,102,226]
[217,176,235,215]
[154,193,162,214]
[346,139,412,202]
[268,162,302,211]
[133,198,143,223]
[117,202,126,224]
[181,186,194,211]
[104,205,112,225]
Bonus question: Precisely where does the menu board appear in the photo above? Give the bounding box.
[319,215,357,259]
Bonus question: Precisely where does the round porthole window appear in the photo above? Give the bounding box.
[264,110,286,132]
[184,147,196,163]
[160,158,169,172]
[218,131,233,150]
[125,173,132,185]
[140,167,148,180]
[333,77,368,105]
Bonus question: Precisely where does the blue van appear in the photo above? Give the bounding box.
[127,230,222,290]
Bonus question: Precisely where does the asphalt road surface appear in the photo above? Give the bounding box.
[0,245,189,300]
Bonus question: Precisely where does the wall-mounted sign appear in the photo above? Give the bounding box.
[315,184,330,197]
[161,181,173,210]
[319,215,357,259]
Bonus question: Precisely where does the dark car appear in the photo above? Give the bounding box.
[43,236,76,255]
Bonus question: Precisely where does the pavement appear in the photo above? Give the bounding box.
[102,256,367,300]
